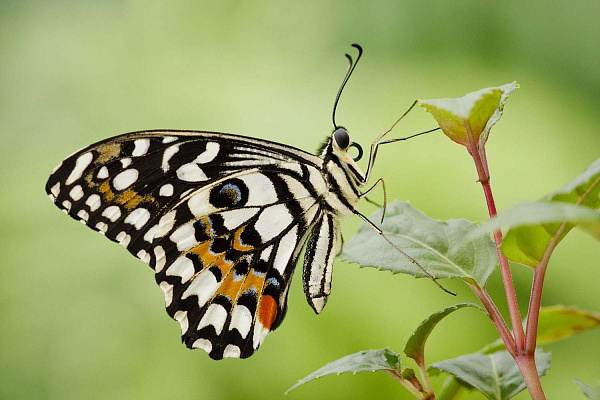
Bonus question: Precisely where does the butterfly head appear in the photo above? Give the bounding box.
[318,126,366,186]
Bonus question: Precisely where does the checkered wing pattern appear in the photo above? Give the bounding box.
[46,130,325,359]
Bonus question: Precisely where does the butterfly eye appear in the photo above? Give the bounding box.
[333,128,350,149]
[349,142,363,161]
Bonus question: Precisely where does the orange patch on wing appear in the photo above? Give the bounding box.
[216,268,245,300]
[200,216,213,237]
[116,188,154,210]
[240,269,266,294]
[189,241,219,267]
[212,254,234,278]
[233,227,253,252]
[257,295,278,330]
[98,181,115,201]
[95,142,121,164]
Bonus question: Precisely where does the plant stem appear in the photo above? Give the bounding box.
[384,370,428,399]
[524,223,565,352]
[473,145,525,350]
[417,360,435,398]
[468,283,515,353]
[514,354,547,400]
[462,126,546,399]
[525,175,600,351]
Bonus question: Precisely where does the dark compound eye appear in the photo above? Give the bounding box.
[333,128,350,149]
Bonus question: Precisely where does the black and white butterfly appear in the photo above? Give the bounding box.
[45,45,439,360]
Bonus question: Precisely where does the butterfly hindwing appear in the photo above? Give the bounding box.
[46,130,327,359]
[151,170,321,359]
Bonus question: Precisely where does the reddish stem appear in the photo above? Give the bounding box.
[467,141,546,399]
[469,142,525,350]
[480,179,526,350]
[514,354,547,400]
[468,283,515,353]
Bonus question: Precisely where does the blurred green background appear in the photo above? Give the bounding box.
[2,1,599,399]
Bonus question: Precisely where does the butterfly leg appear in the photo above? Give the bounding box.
[352,210,456,296]
[362,100,440,184]
[359,178,387,223]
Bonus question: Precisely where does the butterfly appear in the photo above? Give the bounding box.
[45,45,441,360]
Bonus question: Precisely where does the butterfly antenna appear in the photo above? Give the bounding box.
[332,44,363,129]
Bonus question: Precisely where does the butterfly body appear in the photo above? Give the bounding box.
[46,127,369,359]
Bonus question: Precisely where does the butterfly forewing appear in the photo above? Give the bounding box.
[46,130,328,359]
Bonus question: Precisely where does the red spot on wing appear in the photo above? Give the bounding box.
[257,295,277,330]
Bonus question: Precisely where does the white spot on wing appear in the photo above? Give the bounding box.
[188,190,216,217]
[77,209,89,222]
[166,256,195,282]
[69,185,84,201]
[113,169,139,191]
[95,222,108,234]
[143,224,159,242]
[159,281,173,306]
[220,208,261,231]
[182,271,219,307]
[174,310,189,335]
[197,303,227,335]
[62,200,72,211]
[162,136,177,144]
[102,206,121,222]
[222,344,241,359]
[170,221,198,252]
[66,152,93,185]
[175,142,220,182]
[50,182,60,199]
[229,305,252,339]
[273,225,298,274]
[253,320,269,350]
[120,157,132,168]
[85,194,101,211]
[161,144,180,172]
[192,338,212,353]
[239,173,278,206]
[196,142,220,164]
[132,139,150,157]
[154,246,166,272]
[260,245,273,262]
[155,210,176,237]
[116,231,131,247]
[253,204,293,242]
[97,166,109,179]
[124,208,151,229]
[159,183,174,197]
[176,163,208,182]
[137,249,151,264]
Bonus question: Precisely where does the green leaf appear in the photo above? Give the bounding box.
[401,367,417,381]
[480,305,600,353]
[341,201,498,287]
[535,305,600,344]
[574,379,600,399]
[286,348,400,394]
[431,350,551,400]
[419,83,518,150]
[500,159,600,267]
[404,303,485,364]
[471,202,600,268]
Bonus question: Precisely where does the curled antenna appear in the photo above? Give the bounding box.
[332,44,363,129]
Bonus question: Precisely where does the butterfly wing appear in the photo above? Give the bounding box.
[46,130,325,358]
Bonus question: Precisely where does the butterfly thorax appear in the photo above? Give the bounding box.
[317,137,366,218]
